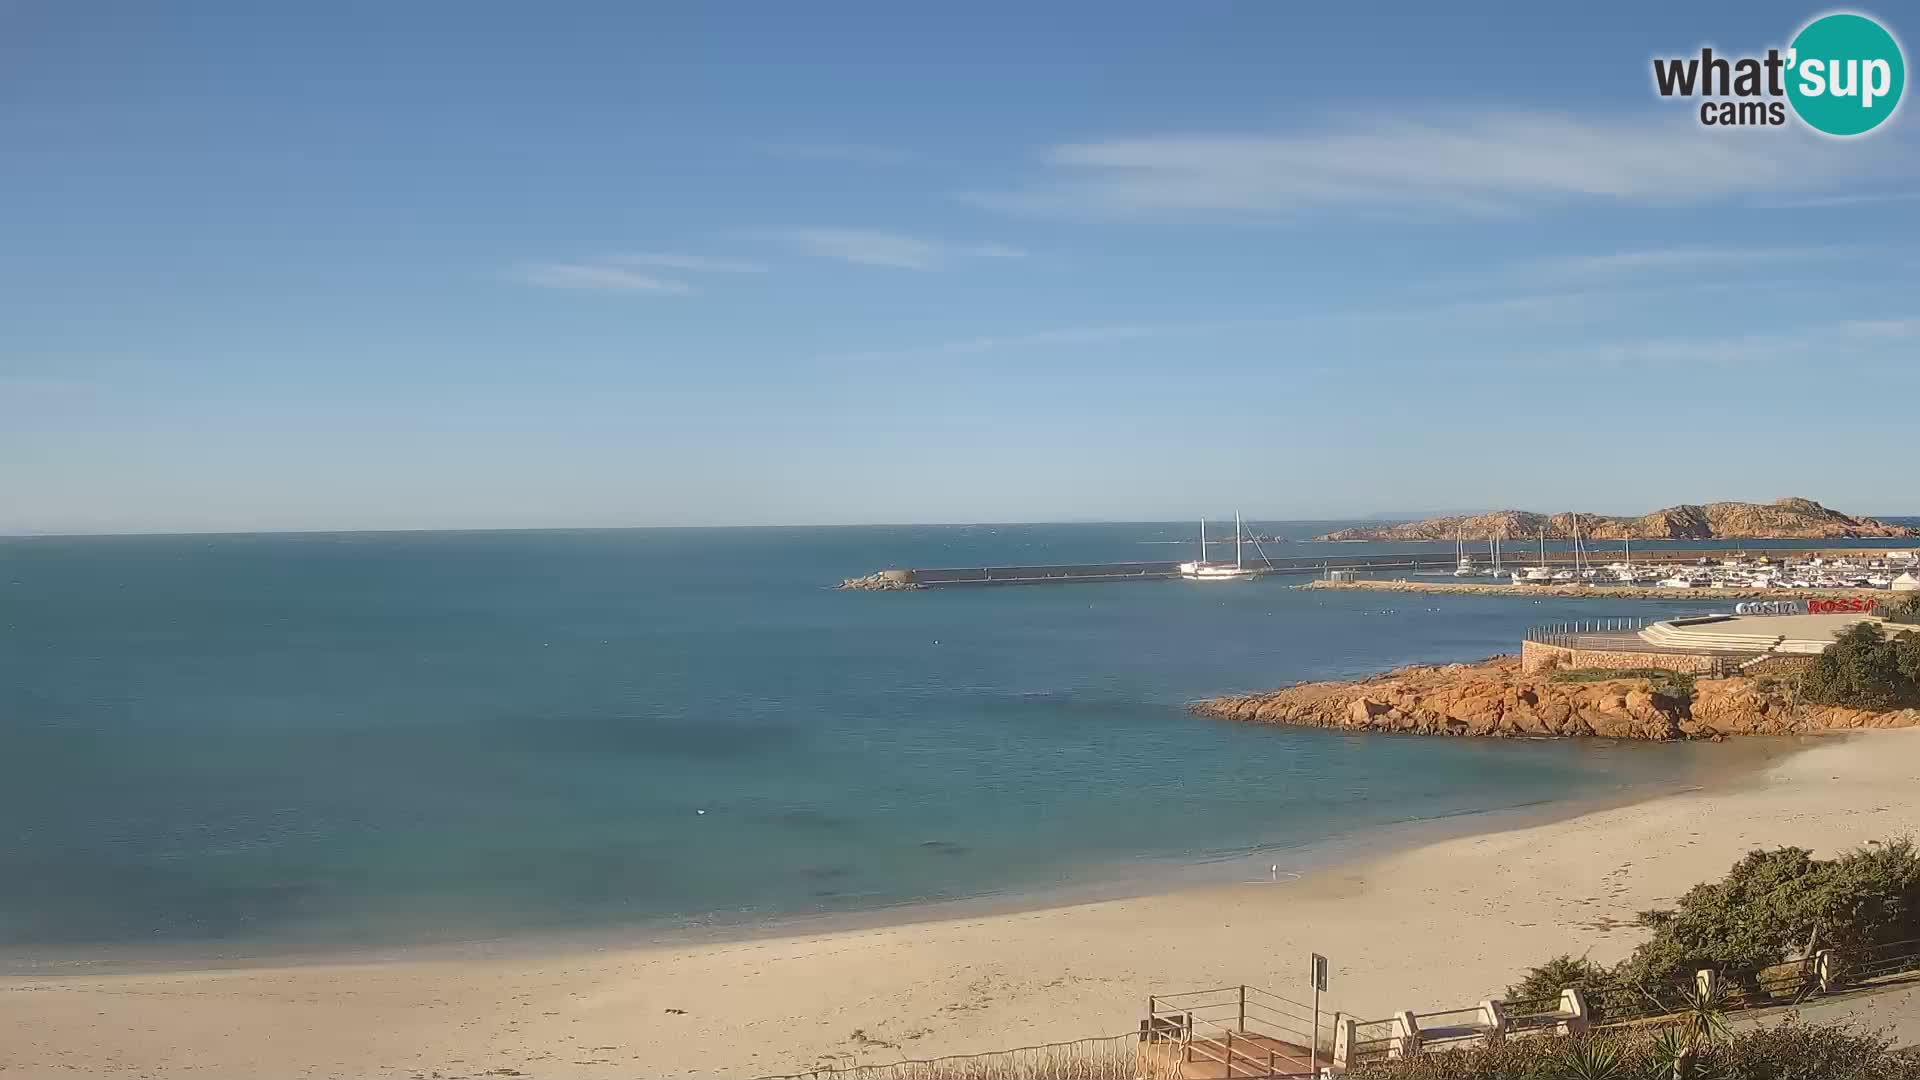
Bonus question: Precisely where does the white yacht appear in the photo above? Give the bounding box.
[1453,528,1476,576]
[1180,513,1258,582]
[1516,530,1553,583]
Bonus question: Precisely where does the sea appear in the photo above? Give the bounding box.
[3,522,1913,969]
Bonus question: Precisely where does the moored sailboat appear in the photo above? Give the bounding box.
[1180,512,1259,581]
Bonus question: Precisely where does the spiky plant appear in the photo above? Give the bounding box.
[1556,1039,1630,1080]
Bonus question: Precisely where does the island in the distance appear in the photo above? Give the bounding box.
[1314,497,1915,542]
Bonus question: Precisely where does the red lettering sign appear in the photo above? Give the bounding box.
[1808,598,1877,614]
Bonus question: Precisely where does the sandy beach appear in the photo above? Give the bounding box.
[6,731,1920,1079]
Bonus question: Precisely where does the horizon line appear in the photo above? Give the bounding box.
[6,512,1919,542]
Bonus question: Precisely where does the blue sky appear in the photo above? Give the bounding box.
[4,1,1917,533]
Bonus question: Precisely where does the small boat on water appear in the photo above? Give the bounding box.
[1180,512,1259,582]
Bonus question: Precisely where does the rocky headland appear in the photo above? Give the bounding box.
[1191,657,1920,741]
[1315,497,1915,542]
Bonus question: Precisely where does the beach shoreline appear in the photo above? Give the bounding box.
[0,727,1792,981]
[9,730,1915,1079]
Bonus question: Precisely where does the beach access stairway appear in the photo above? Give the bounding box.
[1141,986,1322,1078]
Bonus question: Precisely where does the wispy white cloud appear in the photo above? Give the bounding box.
[1840,318,1920,338]
[755,139,917,166]
[517,262,692,294]
[605,252,769,274]
[826,290,1626,365]
[1553,317,1919,369]
[832,323,1212,363]
[772,228,1028,270]
[515,250,770,294]
[967,111,1915,221]
[1522,245,1859,278]
[1757,189,1920,209]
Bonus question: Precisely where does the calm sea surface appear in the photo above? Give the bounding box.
[3,523,1911,962]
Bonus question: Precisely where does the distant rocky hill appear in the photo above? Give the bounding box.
[1314,498,1916,542]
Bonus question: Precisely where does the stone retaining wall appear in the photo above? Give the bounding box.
[1520,639,1728,675]
[1740,654,1817,678]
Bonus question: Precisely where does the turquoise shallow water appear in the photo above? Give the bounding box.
[0,523,1897,959]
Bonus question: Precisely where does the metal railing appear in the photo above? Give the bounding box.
[1726,956,1819,1010]
[1522,617,1656,646]
[1501,994,1573,1037]
[1839,936,1920,985]
[1406,1005,1496,1051]
[1342,1017,1398,1066]
[1145,985,1321,1077]
[754,1031,1168,1080]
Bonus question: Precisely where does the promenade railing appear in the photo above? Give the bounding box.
[753,1031,1173,1080]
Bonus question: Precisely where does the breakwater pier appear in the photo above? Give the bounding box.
[840,550,1704,590]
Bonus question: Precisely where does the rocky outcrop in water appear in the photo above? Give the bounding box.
[1191,657,1920,741]
[1313,498,1915,542]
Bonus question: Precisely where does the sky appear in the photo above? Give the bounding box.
[3,1,1918,533]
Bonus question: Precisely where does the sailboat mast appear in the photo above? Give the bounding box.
[1199,519,1207,565]
[1235,511,1243,570]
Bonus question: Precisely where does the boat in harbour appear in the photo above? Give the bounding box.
[1514,529,1553,584]
[1180,512,1259,581]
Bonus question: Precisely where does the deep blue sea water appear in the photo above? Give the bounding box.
[2,523,1908,961]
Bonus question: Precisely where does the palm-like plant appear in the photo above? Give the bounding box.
[1674,981,1732,1046]
[1556,1039,1630,1080]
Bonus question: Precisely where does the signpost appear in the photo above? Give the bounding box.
[1311,953,1329,1074]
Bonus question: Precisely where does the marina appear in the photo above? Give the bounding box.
[846,544,1920,591]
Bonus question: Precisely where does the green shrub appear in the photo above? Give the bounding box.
[1709,1016,1920,1080]
[1622,840,1920,992]
[1881,593,1920,626]
[1506,954,1620,1003]
[1798,622,1920,710]
[1501,839,1920,1017]
[1347,1019,1920,1079]
[1547,668,1696,705]
[1549,668,1687,684]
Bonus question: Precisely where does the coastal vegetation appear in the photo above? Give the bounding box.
[1499,840,1920,1019]
[1348,1019,1920,1079]
[1549,668,1696,707]
[1313,497,1915,542]
[1798,621,1920,710]
[1351,841,1920,1078]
